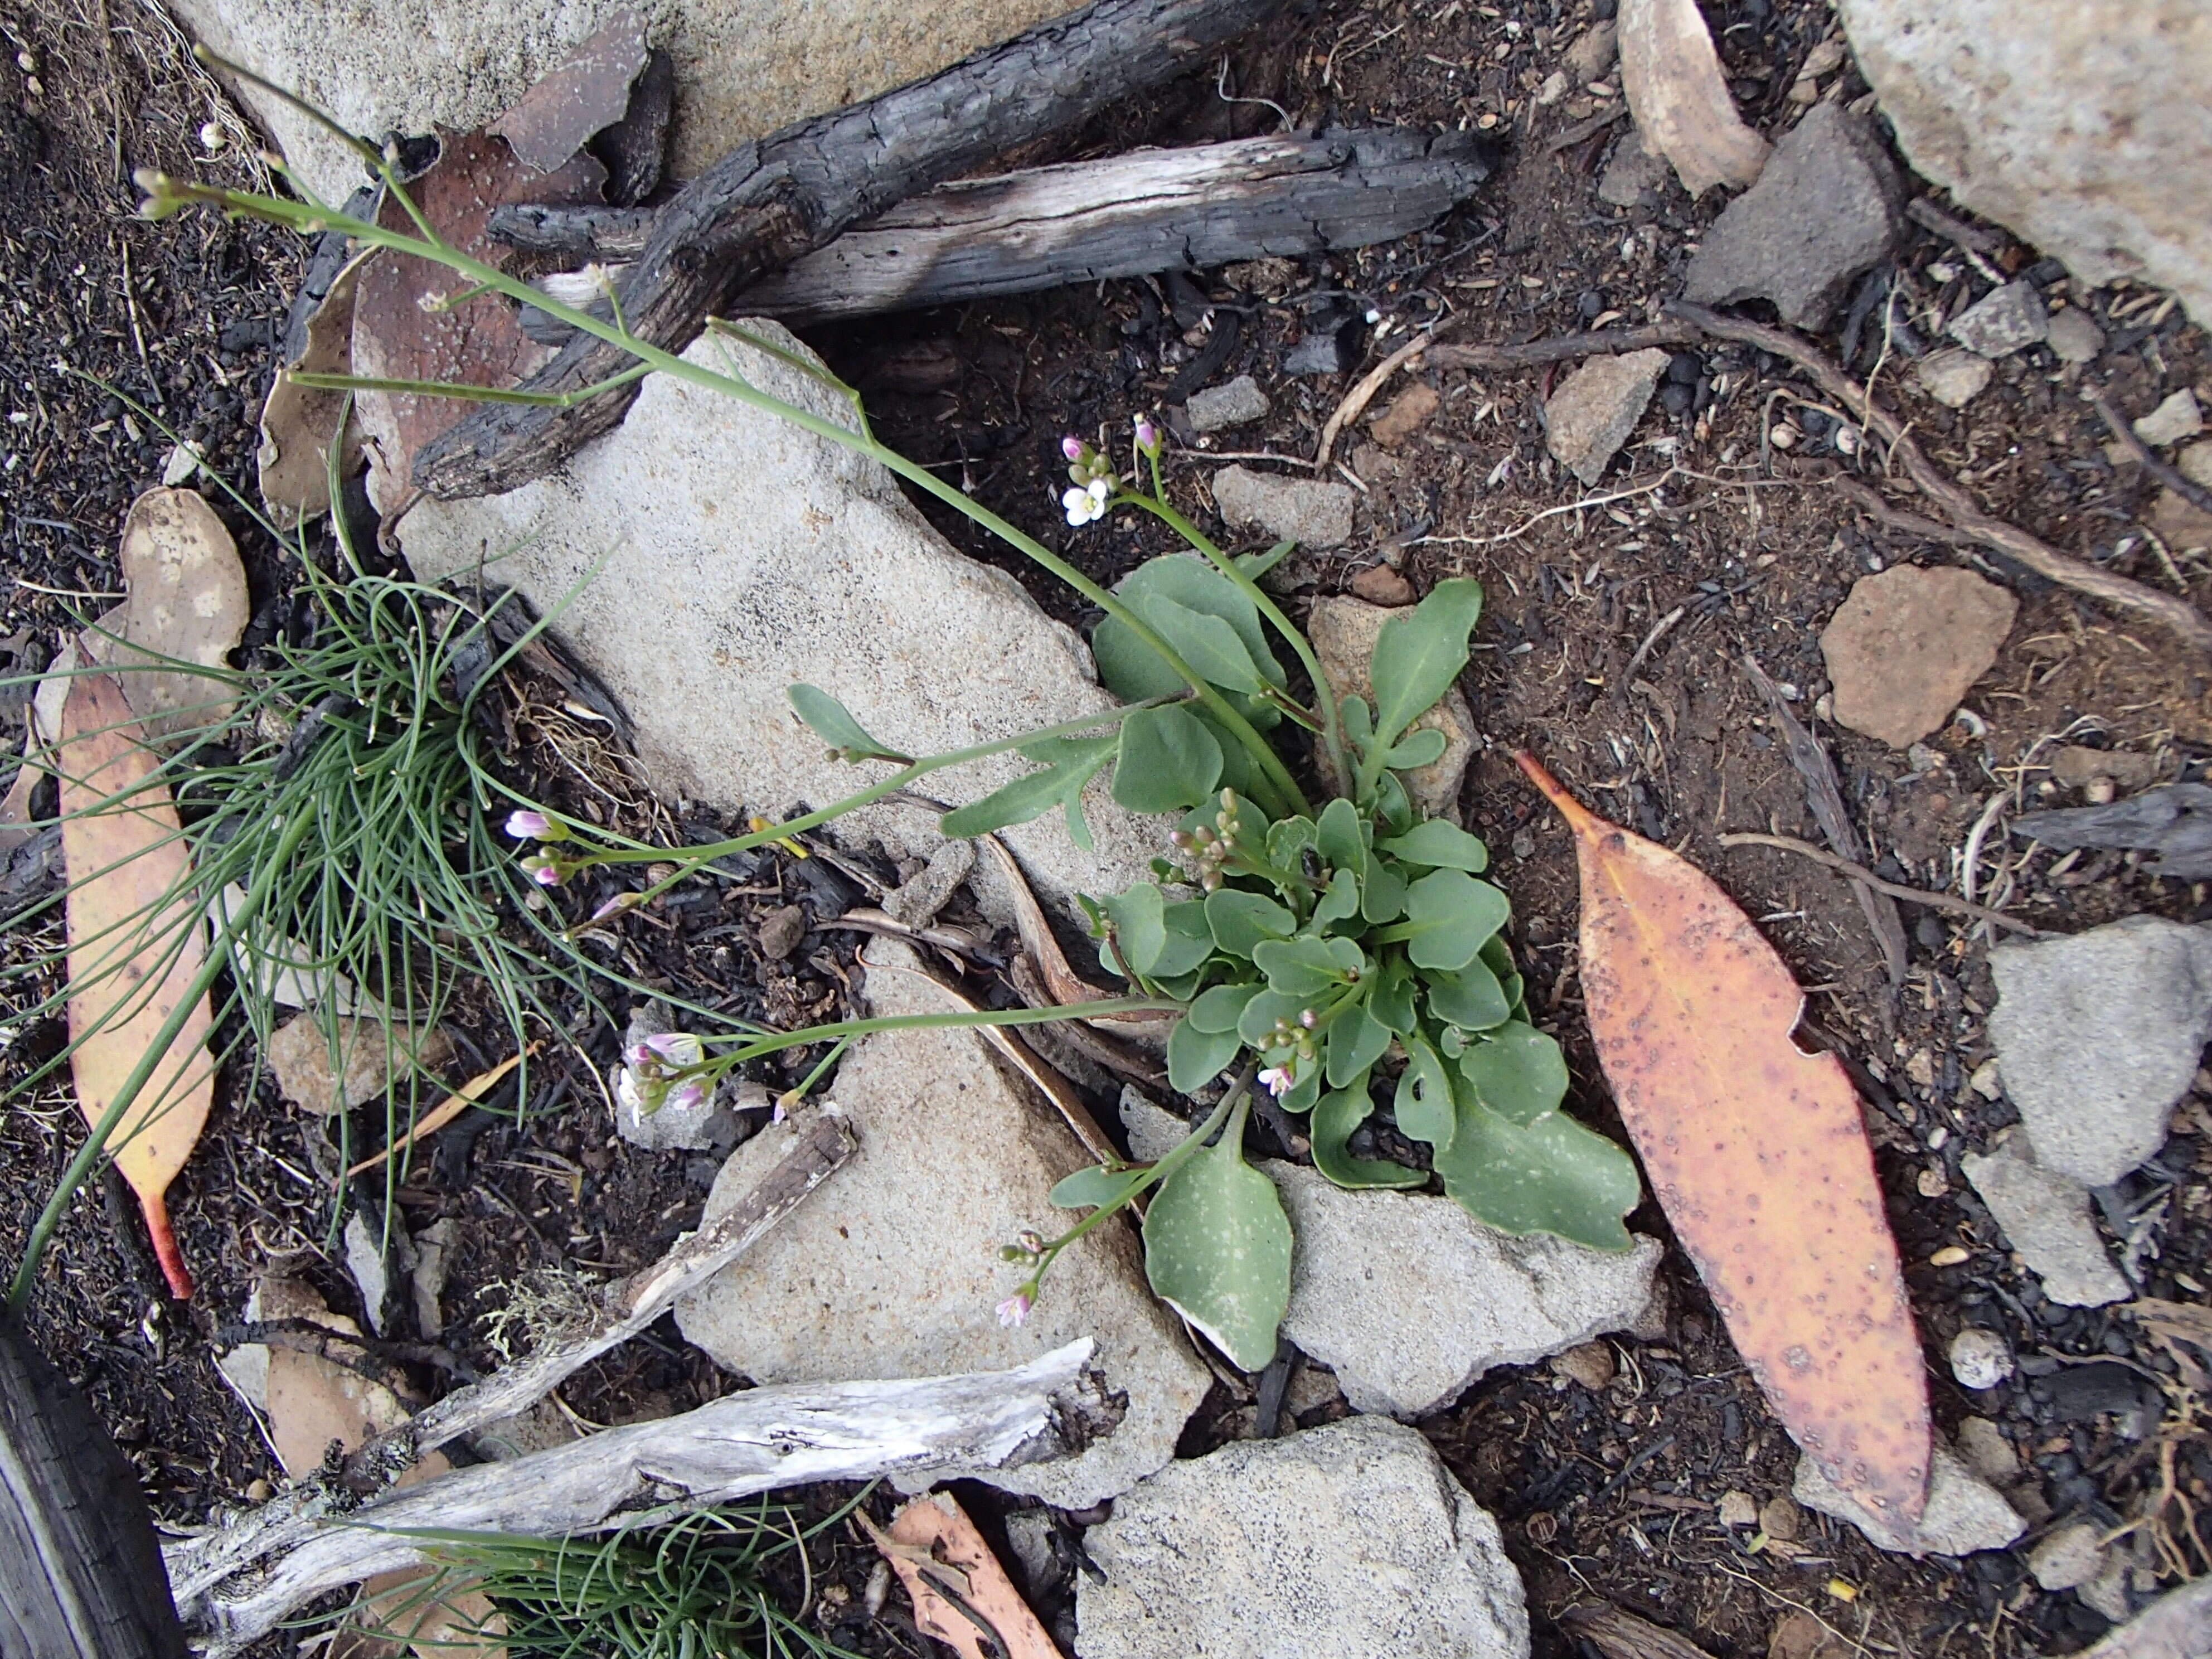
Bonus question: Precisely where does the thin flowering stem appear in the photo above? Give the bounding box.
[141,143,1304,820]
[1119,490,1350,802]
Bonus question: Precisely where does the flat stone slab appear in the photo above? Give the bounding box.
[1947,281,2048,358]
[1820,565,2017,749]
[1681,103,1903,329]
[675,939,1209,1507]
[1988,915,2212,1186]
[173,0,1075,208]
[396,323,1156,929]
[1544,348,1669,486]
[1211,465,1356,549]
[1077,1416,1531,1659]
[1794,1440,2023,1558]
[1960,1136,2129,1308]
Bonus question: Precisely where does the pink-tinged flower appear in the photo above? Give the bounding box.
[1257,1065,1293,1097]
[664,1078,708,1114]
[642,1031,705,1068]
[996,1290,1034,1328]
[521,854,565,887]
[1133,414,1161,454]
[505,809,555,840]
[1061,434,1086,462]
[589,892,639,923]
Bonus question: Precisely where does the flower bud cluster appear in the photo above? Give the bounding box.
[615,1031,707,1118]
[1167,789,1244,891]
[1059,435,1120,527]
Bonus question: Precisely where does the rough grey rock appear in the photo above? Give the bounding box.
[1835,0,2212,326]
[171,0,1074,209]
[1597,128,1667,207]
[1564,20,1618,83]
[2181,442,2212,490]
[1947,281,2049,358]
[2134,390,2205,448]
[1076,1417,1531,1659]
[264,1014,452,1115]
[2044,308,2107,366]
[1953,1417,2017,1485]
[1119,1092,1658,1419]
[1681,103,1904,329]
[1793,1440,2023,1556]
[676,939,1209,1506]
[1185,376,1272,434]
[1269,1164,1661,1419]
[1960,1135,2131,1307]
[1307,596,1477,817]
[1915,348,1993,409]
[1948,1326,2015,1391]
[880,838,974,928]
[1544,348,1669,486]
[1987,915,2212,1185]
[2029,1522,2107,1593]
[2079,1556,2135,1623]
[615,1001,734,1152]
[1211,465,1356,549]
[396,323,1157,932]
[1820,565,2017,749]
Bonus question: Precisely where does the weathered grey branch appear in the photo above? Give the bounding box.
[415,0,1287,500]
[499,129,1491,330]
[172,1340,1102,1652]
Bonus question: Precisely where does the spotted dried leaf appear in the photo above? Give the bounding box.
[1519,751,1931,1524]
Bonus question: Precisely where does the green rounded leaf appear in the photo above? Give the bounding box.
[1393,1035,1456,1150]
[1143,1108,1293,1370]
[1326,1005,1391,1088]
[1312,1087,1426,1189]
[1369,953,1418,1034]
[1424,957,1512,1031]
[1157,900,1217,978]
[1380,819,1491,873]
[1112,705,1223,814]
[1252,934,1364,998]
[1167,1018,1246,1094]
[1316,797,1366,879]
[1458,1021,1569,1125]
[1361,862,1408,925]
[1134,592,1267,696]
[1432,1089,1639,1250]
[1101,881,1168,976]
[1385,726,1449,770]
[1265,815,1317,870]
[1312,867,1361,931]
[1188,982,1262,1035]
[1206,888,1296,958]
[1051,1164,1150,1210]
[1394,868,1510,971]
[1236,988,1311,1049]
[1370,578,1483,745]
[789,684,910,762]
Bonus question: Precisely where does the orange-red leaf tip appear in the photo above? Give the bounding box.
[142,1192,195,1299]
[1512,749,1601,836]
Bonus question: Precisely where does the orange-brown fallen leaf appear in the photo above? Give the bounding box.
[1517,751,1931,1525]
[864,1491,1062,1659]
[59,667,213,1298]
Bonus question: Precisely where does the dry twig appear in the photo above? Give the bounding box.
[1717,832,2043,935]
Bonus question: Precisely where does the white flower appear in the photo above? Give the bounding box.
[1063,484,1108,527]
[1257,1065,1294,1097]
[997,1291,1034,1328]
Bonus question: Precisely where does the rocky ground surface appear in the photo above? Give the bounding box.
[3,0,2210,1657]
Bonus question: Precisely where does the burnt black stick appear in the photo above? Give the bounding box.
[414,0,1290,501]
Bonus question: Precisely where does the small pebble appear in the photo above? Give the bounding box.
[1949,1326,2016,1390]
[1917,1167,1949,1198]
[1550,1341,1616,1390]
[1758,1492,1803,1542]
[1718,1489,1758,1528]
[1930,1245,1971,1267]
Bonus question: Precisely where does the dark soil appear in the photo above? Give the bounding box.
[4,0,2209,1656]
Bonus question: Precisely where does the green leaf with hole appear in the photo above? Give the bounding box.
[1143,1104,1292,1370]
[1433,1085,1639,1250]
[1206,889,1296,958]
[788,684,911,762]
[1252,934,1364,998]
[1312,866,1361,931]
[1051,1163,1151,1210]
[1458,1020,1569,1125]
[1189,982,1261,1035]
[1381,819,1491,872]
[1391,867,1510,971]
[1393,1034,1457,1150]
[1311,1086,1425,1189]
[1316,797,1366,879]
[1326,1005,1391,1088]
[1424,957,1512,1032]
[1112,705,1223,814]
[1370,578,1483,746]
[1265,814,1317,872]
[1168,1018,1246,1094]
[1386,727,1449,770]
